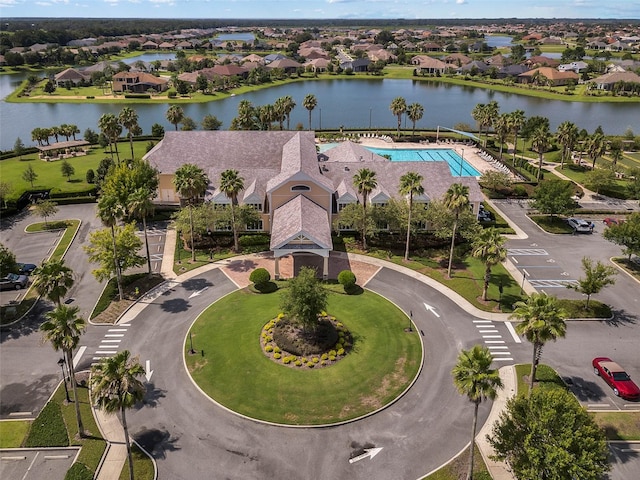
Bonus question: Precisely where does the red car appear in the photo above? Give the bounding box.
[592,357,640,400]
[602,218,622,226]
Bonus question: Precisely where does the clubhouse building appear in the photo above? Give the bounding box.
[144,131,482,279]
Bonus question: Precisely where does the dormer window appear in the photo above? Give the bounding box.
[291,185,310,192]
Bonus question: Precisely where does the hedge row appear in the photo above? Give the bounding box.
[24,400,69,447]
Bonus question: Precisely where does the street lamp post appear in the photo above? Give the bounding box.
[520,271,527,295]
[58,358,70,403]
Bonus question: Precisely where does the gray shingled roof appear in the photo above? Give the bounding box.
[270,195,333,250]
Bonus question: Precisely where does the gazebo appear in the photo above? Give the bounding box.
[37,140,90,161]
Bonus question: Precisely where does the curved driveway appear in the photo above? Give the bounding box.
[84,262,527,480]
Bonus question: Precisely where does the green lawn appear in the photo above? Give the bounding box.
[0,420,31,447]
[186,288,422,425]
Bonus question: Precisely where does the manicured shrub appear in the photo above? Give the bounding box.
[265,345,274,352]
[273,353,281,359]
[64,462,93,480]
[312,357,319,363]
[329,350,337,357]
[239,234,270,247]
[329,355,336,361]
[321,353,328,361]
[24,400,68,447]
[85,169,95,184]
[294,360,302,366]
[337,348,345,356]
[282,356,291,364]
[337,270,357,293]
[250,267,271,286]
[273,346,281,354]
[306,362,315,368]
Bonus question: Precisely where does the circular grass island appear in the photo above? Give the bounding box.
[185,288,422,426]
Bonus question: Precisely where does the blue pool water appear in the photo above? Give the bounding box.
[318,144,481,177]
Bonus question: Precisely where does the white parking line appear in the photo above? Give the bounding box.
[485,340,505,344]
[73,346,86,368]
[588,404,611,408]
[95,350,117,354]
[105,334,124,337]
[490,352,512,355]
[488,346,508,349]
[478,329,499,333]
[482,335,502,338]
[511,257,518,264]
[505,322,522,343]
[101,340,121,343]
[108,328,128,332]
[493,358,513,361]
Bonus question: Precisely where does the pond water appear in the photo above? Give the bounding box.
[1,74,638,152]
[213,32,256,43]
[485,35,513,48]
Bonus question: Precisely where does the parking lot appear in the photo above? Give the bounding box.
[507,245,579,294]
[0,447,80,480]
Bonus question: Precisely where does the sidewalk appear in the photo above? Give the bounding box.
[94,407,130,480]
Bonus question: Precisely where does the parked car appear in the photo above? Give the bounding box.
[478,210,494,222]
[0,273,29,291]
[602,218,624,227]
[567,217,593,233]
[16,263,37,275]
[592,357,640,400]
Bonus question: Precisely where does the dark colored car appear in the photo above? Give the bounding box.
[592,357,640,400]
[0,273,29,291]
[17,263,37,275]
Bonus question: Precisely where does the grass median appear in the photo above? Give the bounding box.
[186,287,421,425]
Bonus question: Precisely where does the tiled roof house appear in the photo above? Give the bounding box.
[144,131,482,278]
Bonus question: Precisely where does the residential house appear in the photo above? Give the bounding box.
[558,61,589,73]
[591,71,640,90]
[112,71,169,93]
[518,67,578,86]
[411,55,448,74]
[54,68,90,86]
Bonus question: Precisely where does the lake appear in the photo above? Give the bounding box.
[1,74,638,151]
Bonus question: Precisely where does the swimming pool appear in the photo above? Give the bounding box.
[367,147,481,177]
[318,144,481,177]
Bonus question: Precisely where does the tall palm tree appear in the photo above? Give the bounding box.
[510,293,567,394]
[390,96,407,137]
[493,113,510,161]
[282,95,296,130]
[471,103,491,147]
[97,193,125,301]
[353,168,378,251]
[41,305,87,438]
[471,228,507,301]
[587,132,607,170]
[452,345,502,480]
[555,121,578,170]
[98,113,122,164]
[406,102,424,137]
[508,109,525,166]
[128,187,155,275]
[90,350,145,480]
[303,94,317,131]
[219,169,245,252]
[166,105,184,131]
[118,107,139,161]
[32,259,74,306]
[531,125,551,182]
[233,100,256,130]
[444,183,470,278]
[174,164,209,262]
[399,172,424,261]
[273,97,287,130]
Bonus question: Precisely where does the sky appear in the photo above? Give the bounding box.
[1,0,639,20]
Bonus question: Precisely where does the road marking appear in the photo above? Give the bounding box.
[528,279,579,288]
[101,339,121,343]
[120,323,131,327]
[189,287,209,298]
[423,303,440,317]
[511,257,518,264]
[478,329,499,333]
[44,455,70,459]
[108,328,128,332]
[95,350,117,354]
[505,322,522,343]
[145,360,153,382]
[105,334,125,337]
[485,340,505,344]
[2,456,27,460]
[588,404,611,408]
[349,447,383,464]
[488,346,508,349]
[482,335,502,338]
[23,451,39,477]
[621,448,640,452]
[493,358,513,361]
[490,352,512,356]
[507,248,548,255]
[73,346,86,368]
[8,412,32,417]
[473,320,492,323]
[522,268,529,278]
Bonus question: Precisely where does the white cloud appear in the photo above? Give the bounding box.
[456,0,467,4]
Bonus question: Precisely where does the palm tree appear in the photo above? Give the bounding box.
[352,168,378,251]
[219,169,245,252]
[97,193,125,301]
[493,113,510,161]
[233,100,256,130]
[128,187,155,275]
[166,105,184,131]
[98,113,122,164]
[555,121,578,170]
[406,102,424,137]
[587,132,607,170]
[508,109,525,166]
[118,107,139,161]
[174,164,209,262]
[32,259,74,306]
[511,293,567,394]
[452,345,502,480]
[281,95,296,130]
[41,305,87,438]
[531,125,551,182]
[303,94,317,131]
[471,103,493,147]
[390,96,407,138]
[444,183,470,278]
[273,97,287,130]
[471,228,507,301]
[399,172,424,261]
[90,350,145,480]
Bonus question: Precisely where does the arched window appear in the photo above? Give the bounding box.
[291,185,311,191]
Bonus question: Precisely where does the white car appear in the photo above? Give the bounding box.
[567,217,593,233]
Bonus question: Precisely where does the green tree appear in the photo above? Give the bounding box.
[471,228,507,301]
[0,243,18,277]
[98,113,122,164]
[333,202,375,239]
[218,169,245,252]
[555,121,578,170]
[406,102,424,137]
[96,194,126,300]
[452,345,502,480]
[22,164,38,188]
[530,125,551,182]
[90,350,145,480]
[84,223,145,289]
[510,293,567,393]
[201,114,222,131]
[586,132,606,170]
[568,257,616,308]
[390,96,407,137]
[14,137,25,160]
[166,105,185,131]
[174,164,209,261]
[32,259,74,306]
[0,181,12,208]
[530,180,577,217]
[41,305,86,438]
[399,172,424,261]
[493,113,510,160]
[128,188,155,275]
[281,95,296,130]
[489,388,610,480]
[352,168,378,251]
[280,266,328,332]
[478,171,512,193]
[34,199,58,227]
[443,183,470,278]
[60,160,75,181]
[603,212,640,260]
[101,158,159,218]
[507,109,525,166]
[118,107,139,161]
[180,116,197,131]
[303,94,317,131]
[584,168,615,195]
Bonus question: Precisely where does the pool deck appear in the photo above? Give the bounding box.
[354,137,512,178]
